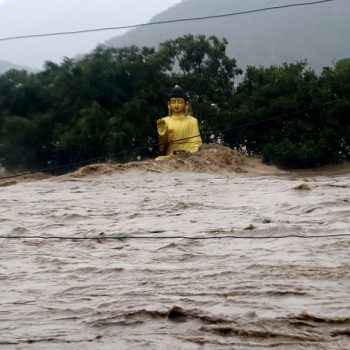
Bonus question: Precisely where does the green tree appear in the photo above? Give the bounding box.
[219,61,349,168]
[318,59,350,161]
[1,116,36,169]
[58,102,109,162]
[0,36,348,171]
[157,34,242,137]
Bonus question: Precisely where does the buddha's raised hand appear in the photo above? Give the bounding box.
[157,118,168,136]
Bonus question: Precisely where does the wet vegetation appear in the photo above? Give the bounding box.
[0,35,349,171]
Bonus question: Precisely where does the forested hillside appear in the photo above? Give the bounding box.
[106,0,350,72]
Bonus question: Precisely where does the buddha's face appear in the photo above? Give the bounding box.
[169,97,186,115]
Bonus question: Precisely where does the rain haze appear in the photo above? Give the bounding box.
[0,0,182,69]
[1,1,350,349]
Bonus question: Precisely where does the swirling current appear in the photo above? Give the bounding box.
[0,165,349,349]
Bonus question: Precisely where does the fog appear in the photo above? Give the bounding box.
[0,0,182,69]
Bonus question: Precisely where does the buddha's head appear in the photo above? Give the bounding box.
[167,85,189,116]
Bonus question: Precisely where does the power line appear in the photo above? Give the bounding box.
[215,99,338,134]
[0,233,349,240]
[0,0,335,42]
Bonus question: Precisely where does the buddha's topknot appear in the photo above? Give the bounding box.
[167,85,188,102]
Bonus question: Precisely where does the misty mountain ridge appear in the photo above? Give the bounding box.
[106,0,350,73]
[0,60,33,74]
[0,0,181,70]
[1,0,349,74]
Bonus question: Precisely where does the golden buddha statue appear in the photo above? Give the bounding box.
[155,85,202,161]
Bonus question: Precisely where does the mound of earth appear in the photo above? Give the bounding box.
[2,144,348,185]
[0,171,51,187]
[68,144,284,178]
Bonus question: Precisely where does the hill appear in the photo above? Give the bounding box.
[0,60,31,74]
[0,0,181,69]
[106,0,350,72]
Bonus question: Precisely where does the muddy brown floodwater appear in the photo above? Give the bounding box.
[0,147,349,349]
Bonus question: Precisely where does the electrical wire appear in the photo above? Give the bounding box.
[214,99,338,134]
[0,0,335,42]
[0,233,349,240]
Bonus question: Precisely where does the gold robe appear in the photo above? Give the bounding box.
[156,114,202,160]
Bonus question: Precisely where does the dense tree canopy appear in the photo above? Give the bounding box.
[218,61,350,167]
[0,35,349,171]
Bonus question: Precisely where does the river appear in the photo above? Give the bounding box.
[0,151,349,349]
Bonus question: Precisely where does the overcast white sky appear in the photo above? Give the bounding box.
[0,0,182,69]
